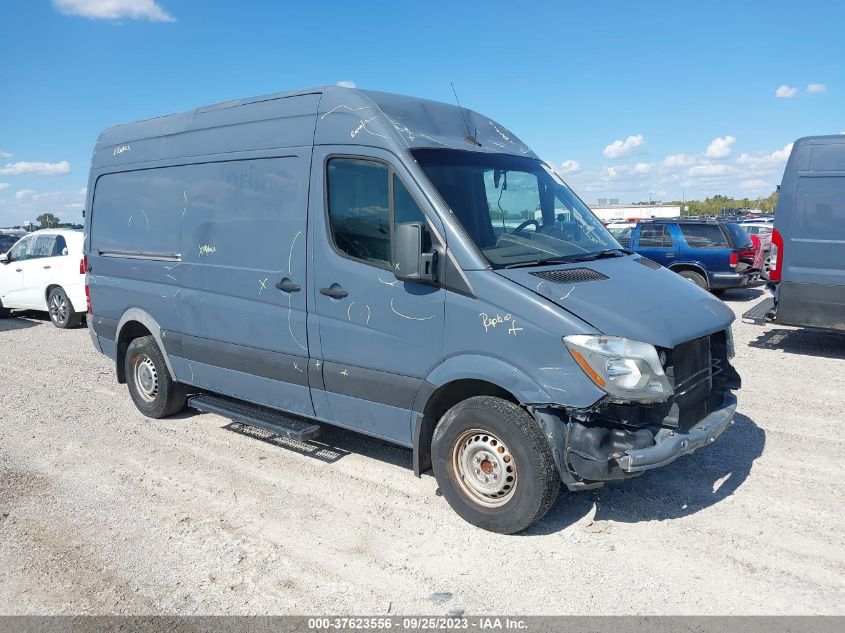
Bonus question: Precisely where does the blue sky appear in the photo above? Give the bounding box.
[1,0,843,226]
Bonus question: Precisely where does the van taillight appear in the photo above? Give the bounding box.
[729,251,738,268]
[769,227,784,282]
[80,255,86,275]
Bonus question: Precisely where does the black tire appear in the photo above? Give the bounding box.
[431,396,560,534]
[710,288,727,296]
[47,287,82,329]
[678,269,707,289]
[0,298,10,319]
[125,335,187,418]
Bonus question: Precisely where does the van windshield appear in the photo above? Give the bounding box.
[412,149,621,268]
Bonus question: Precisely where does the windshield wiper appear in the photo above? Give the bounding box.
[575,248,631,261]
[501,249,629,269]
[501,258,575,269]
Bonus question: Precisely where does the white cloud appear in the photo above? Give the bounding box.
[0,183,9,191]
[0,161,71,176]
[807,83,827,93]
[15,189,36,200]
[775,84,798,98]
[336,80,357,88]
[0,150,12,159]
[53,0,175,22]
[688,164,730,177]
[557,160,581,174]
[736,142,793,170]
[742,179,768,189]
[631,162,653,174]
[0,188,86,227]
[662,153,695,167]
[602,134,644,159]
[705,135,736,159]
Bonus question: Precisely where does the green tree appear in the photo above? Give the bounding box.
[36,213,59,228]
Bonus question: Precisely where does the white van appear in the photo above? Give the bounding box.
[0,229,87,328]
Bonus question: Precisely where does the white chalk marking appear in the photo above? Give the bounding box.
[390,297,435,321]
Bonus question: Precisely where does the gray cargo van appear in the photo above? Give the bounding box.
[744,135,845,332]
[85,86,741,533]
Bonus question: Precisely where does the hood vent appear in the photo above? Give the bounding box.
[530,268,609,284]
[634,256,662,270]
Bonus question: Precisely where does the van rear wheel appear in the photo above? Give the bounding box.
[431,396,560,534]
[125,335,187,418]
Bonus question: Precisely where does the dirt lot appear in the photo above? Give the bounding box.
[1,286,843,615]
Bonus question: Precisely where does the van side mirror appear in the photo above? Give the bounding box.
[393,222,435,284]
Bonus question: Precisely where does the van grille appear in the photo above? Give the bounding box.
[670,335,715,430]
[530,268,608,284]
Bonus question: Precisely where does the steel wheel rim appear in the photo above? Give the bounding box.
[49,293,67,324]
[134,354,159,402]
[451,428,517,507]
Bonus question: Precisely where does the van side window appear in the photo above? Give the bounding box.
[327,158,391,268]
[393,174,425,225]
[638,225,672,247]
[679,224,729,248]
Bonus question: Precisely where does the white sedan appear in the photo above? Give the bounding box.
[0,229,87,328]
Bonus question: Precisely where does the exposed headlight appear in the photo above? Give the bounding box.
[564,335,673,402]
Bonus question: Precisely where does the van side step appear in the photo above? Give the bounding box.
[742,297,776,325]
[188,394,321,442]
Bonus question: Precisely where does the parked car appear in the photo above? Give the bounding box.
[0,229,87,328]
[744,135,845,332]
[628,219,756,292]
[606,221,635,247]
[739,221,773,280]
[720,221,762,273]
[84,86,741,533]
[0,233,19,255]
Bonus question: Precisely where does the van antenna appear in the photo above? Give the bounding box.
[451,82,480,146]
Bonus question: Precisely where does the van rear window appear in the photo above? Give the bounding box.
[795,176,845,241]
[679,224,729,248]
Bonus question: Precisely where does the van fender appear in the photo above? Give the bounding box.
[115,308,176,378]
[410,355,553,477]
[422,354,551,405]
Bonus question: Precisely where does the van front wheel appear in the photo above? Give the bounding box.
[431,396,560,534]
[125,335,187,418]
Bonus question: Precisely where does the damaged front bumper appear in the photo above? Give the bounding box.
[617,392,736,472]
[532,391,738,490]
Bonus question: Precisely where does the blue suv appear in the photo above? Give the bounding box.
[611,219,756,292]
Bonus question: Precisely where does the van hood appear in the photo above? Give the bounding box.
[495,255,734,349]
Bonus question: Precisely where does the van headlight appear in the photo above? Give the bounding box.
[564,335,673,402]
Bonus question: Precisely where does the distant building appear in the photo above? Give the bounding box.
[589,204,682,222]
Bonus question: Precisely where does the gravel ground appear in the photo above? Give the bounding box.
[1,286,843,615]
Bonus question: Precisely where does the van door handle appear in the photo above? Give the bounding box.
[275,278,301,293]
[320,285,348,299]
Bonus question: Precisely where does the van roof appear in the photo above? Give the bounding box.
[93,85,538,170]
